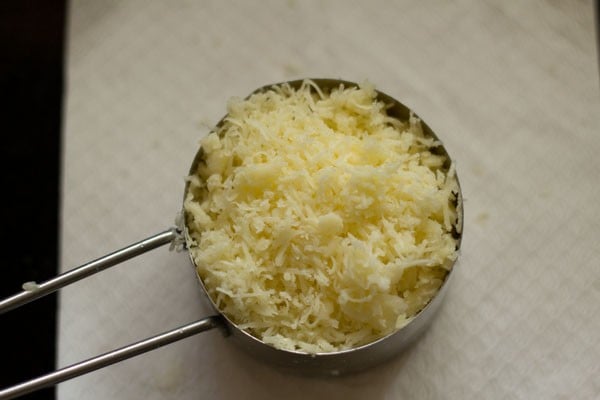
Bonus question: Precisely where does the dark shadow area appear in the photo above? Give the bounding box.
[0,0,65,398]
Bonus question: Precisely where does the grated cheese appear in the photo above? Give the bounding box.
[184,80,459,353]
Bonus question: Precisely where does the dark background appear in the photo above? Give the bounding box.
[0,0,65,399]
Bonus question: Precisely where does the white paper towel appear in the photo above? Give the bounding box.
[60,1,600,399]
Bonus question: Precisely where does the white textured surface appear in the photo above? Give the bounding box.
[60,1,600,399]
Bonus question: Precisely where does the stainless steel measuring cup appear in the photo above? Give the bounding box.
[0,78,463,399]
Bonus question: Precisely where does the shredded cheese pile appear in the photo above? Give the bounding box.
[184,80,459,353]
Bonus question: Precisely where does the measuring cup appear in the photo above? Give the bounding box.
[0,78,463,399]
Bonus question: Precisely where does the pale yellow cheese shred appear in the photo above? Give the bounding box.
[184,80,459,353]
